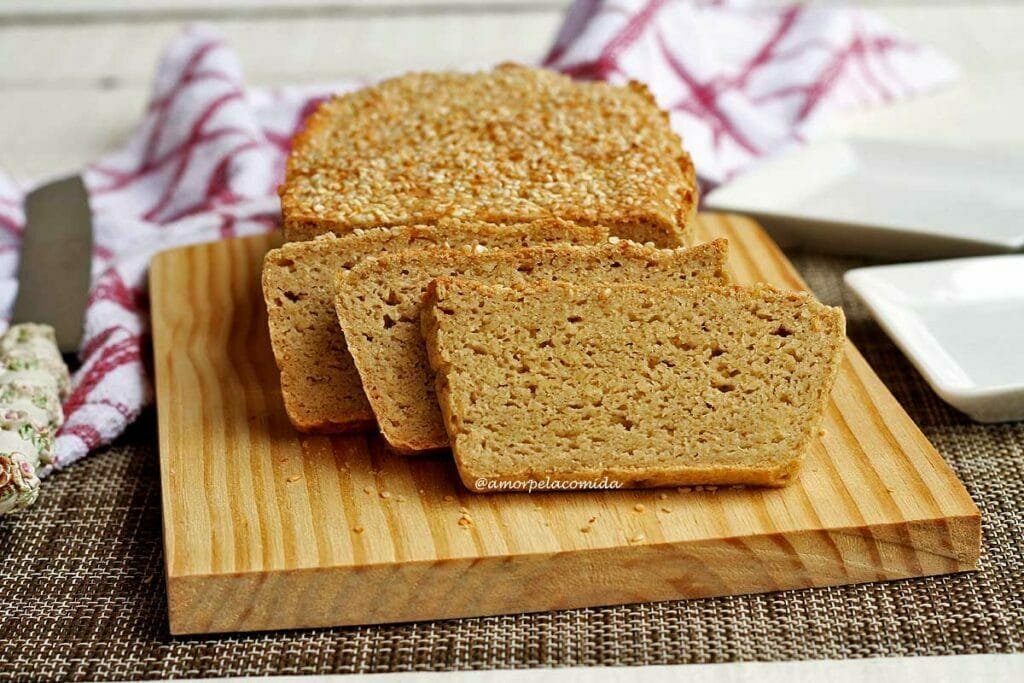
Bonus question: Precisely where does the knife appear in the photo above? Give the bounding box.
[11,175,93,354]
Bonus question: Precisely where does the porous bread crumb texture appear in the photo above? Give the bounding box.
[282,64,698,247]
[335,239,729,453]
[262,219,609,432]
[422,279,846,489]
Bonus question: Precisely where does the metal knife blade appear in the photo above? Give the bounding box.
[11,175,93,353]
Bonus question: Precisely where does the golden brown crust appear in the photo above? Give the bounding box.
[281,66,698,246]
[291,413,377,435]
[624,78,701,232]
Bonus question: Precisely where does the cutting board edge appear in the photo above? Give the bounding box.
[166,512,981,635]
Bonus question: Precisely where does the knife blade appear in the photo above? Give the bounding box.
[11,175,93,353]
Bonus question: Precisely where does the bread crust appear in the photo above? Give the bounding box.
[281,66,699,246]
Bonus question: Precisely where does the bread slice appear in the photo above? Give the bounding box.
[422,278,845,489]
[282,64,698,247]
[262,219,609,433]
[335,239,729,452]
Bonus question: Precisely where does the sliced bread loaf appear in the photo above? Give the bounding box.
[262,219,609,433]
[422,278,845,489]
[282,64,698,246]
[335,239,729,452]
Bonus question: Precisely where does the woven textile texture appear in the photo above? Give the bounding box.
[0,251,1021,681]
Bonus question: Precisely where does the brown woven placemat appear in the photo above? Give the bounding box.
[0,251,1021,681]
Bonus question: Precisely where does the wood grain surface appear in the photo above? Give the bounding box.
[150,213,981,636]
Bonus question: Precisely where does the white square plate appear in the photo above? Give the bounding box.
[705,139,1024,260]
[845,255,1024,422]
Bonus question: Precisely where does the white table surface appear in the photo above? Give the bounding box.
[1,1,1020,680]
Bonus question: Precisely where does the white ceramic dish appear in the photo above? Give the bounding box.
[705,139,1024,260]
[845,255,1024,422]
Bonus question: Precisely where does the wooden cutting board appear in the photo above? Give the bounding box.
[150,213,981,636]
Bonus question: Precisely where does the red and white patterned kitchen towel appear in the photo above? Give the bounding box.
[546,0,958,185]
[0,26,354,472]
[0,1,956,472]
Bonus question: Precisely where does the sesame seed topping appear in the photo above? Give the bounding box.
[281,66,695,244]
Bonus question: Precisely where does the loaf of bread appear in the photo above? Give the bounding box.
[335,239,729,452]
[262,219,609,432]
[281,64,698,247]
[421,278,845,489]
